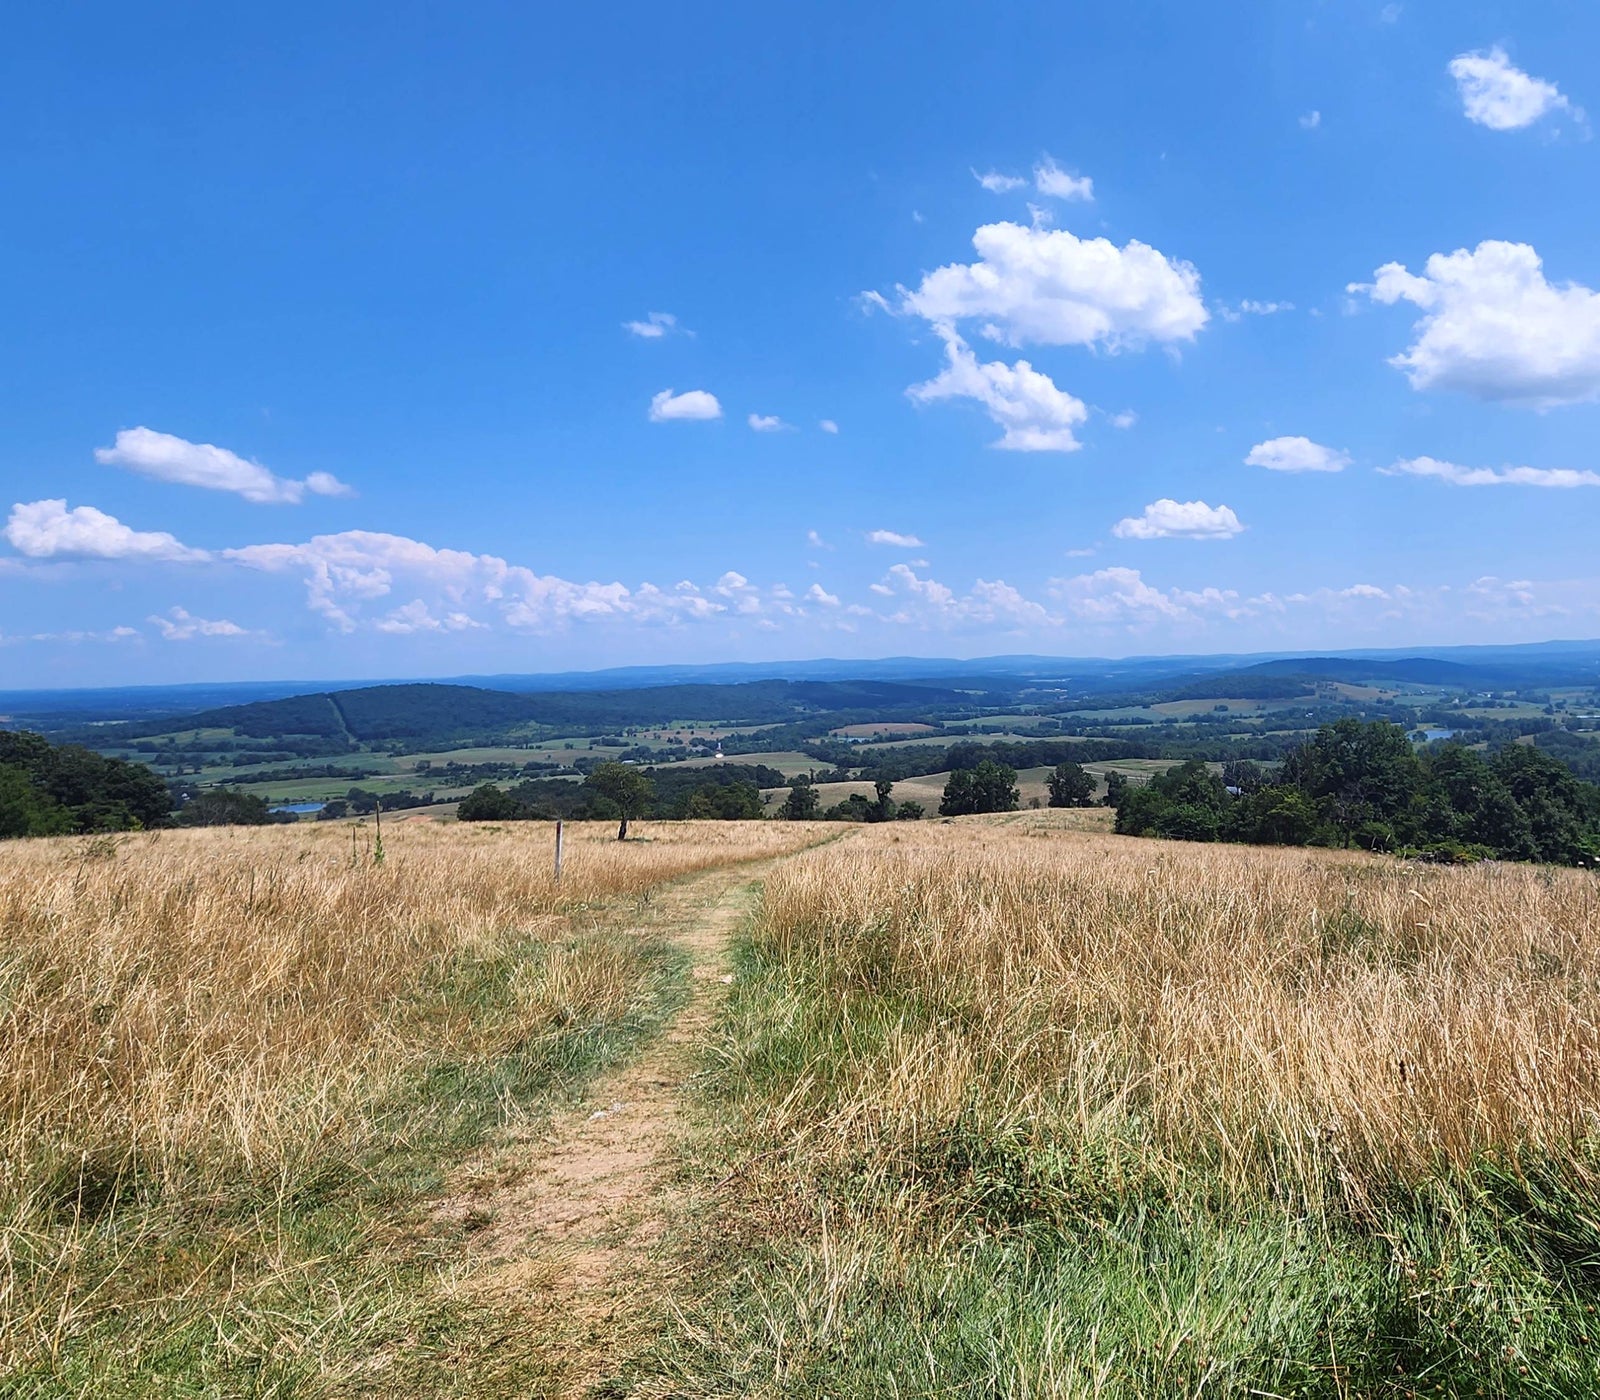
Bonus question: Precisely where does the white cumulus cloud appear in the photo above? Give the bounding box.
[1350,240,1600,407]
[1112,499,1244,540]
[648,388,722,422]
[906,329,1088,452]
[866,529,925,548]
[869,564,1055,629]
[900,221,1208,349]
[4,499,209,563]
[819,419,839,434]
[373,600,489,634]
[1448,47,1578,131]
[1383,456,1600,488]
[1053,566,1179,619]
[95,427,353,504]
[224,529,659,633]
[1245,436,1351,473]
[748,413,792,432]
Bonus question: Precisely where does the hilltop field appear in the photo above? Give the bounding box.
[5,810,1600,1396]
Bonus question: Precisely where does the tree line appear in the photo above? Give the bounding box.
[1112,719,1600,864]
[0,730,171,837]
[458,762,783,833]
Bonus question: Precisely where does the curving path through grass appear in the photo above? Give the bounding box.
[418,842,839,1398]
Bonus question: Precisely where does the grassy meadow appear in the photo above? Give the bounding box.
[629,816,1600,1397]
[7,810,1600,1396]
[0,818,822,1393]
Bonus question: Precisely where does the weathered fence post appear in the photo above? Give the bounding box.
[554,819,564,881]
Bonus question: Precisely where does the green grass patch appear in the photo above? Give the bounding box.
[614,910,1600,1398]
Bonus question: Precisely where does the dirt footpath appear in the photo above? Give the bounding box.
[430,858,778,1397]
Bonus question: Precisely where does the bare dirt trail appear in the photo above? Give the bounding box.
[431,848,816,1396]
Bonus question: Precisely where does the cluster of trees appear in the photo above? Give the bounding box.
[1534,729,1600,784]
[1112,719,1600,865]
[933,757,1093,814]
[805,735,1153,785]
[460,762,654,836]
[459,761,781,835]
[175,789,282,827]
[0,730,171,837]
[939,760,1021,816]
[778,757,1096,823]
[780,777,925,822]
[331,787,437,815]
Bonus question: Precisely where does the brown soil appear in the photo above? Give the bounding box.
[429,858,778,1396]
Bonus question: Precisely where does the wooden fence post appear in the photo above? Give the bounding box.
[554,819,564,881]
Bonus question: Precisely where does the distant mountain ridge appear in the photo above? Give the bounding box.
[1150,654,1600,703]
[86,678,981,745]
[3,638,1598,731]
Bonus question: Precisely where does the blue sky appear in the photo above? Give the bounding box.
[4,1,1600,686]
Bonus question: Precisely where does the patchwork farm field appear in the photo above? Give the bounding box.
[6,812,1600,1395]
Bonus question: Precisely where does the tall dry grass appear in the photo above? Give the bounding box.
[756,817,1600,1204]
[0,817,820,1376]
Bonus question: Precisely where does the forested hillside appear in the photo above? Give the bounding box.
[74,678,976,748]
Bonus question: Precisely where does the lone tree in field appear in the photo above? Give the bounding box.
[1046,761,1096,808]
[781,778,820,820]
[585,761,655,840]
[939,759,1019,816]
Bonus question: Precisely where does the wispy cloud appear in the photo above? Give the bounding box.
[96,427,352,504]
[1033,155,1094,201]
[1383,456,1600,488]
[624,311,684,338]
[148,606,250,640]
[974,169,1027,193]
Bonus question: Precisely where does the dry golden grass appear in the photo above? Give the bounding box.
[757,814,1600,1205]
[0,817,823,1376]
